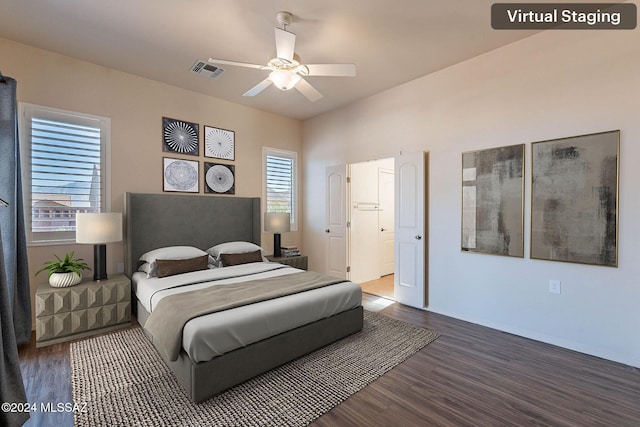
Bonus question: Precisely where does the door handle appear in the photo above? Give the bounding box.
[381,228,386,232]
[325,229,330,233]
[415,235,422,240]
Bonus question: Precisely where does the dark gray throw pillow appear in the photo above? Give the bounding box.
[156,254,209,278]
[220,250,263,267]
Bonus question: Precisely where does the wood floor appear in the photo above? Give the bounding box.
[359,274,394,300]
[18,293,640,426]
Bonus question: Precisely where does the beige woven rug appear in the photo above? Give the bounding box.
[71,310,439,426]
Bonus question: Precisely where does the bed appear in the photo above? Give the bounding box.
[124,192,363,403]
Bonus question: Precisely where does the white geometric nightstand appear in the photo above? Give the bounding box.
[35,273,131,347]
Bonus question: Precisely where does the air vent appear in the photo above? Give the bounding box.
[189,61,224,79]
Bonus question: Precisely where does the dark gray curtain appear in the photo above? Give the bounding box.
[0,75,31,427]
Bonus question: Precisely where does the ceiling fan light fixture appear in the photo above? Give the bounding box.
[269,69,301,90]
[208,11,355,101]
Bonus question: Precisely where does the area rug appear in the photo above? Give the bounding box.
[71,310,439,426]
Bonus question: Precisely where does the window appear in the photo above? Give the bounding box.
[263,147,298,231]
[20,103,110,245]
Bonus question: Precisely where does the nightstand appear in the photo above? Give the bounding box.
[266,255,308,270]
[35,273,131,347]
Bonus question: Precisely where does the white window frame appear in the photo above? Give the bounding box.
[262,147,298,232]
[19,103,111,246]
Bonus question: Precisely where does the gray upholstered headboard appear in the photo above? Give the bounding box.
[124,192,261,278]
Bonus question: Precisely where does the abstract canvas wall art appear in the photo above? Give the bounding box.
[531,130,619,267]
[163,157,199,193]
[204,126,235,160]
[462,144,524,257]
[162,117,199,156]
[204,162,235,195]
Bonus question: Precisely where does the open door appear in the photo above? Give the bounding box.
[378,168,395,277]
[394,152,426,308]
[325,165,348,279]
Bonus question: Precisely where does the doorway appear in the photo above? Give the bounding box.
[348,158,395,299]
[325,152,426,308]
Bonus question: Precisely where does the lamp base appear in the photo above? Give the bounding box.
[273,233,282,258]
[93,244,108,281]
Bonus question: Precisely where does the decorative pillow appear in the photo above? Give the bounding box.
[156,254,209,278]
[219,250,263,267]
[207,241,266,267]
[139,246,208,277]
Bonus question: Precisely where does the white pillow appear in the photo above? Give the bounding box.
[139,246,208,278]
[138,262,153,276]
[206,241,266,267]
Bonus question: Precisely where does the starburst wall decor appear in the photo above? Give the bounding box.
[162,117,199,156]
[204,126,235,160]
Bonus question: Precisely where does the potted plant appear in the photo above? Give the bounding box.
[35,251,91,288]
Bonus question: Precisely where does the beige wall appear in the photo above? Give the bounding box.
[1,37,303,325]
[5,25,640,367]
[303,28,640,368]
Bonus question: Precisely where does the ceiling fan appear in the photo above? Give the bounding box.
[208,11,356,102]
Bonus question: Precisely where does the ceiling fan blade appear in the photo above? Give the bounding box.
[208,58,264,69]
[302,64,356,77]
[295,78,323,102]
[243,78,273,97]
[275,28,296,62]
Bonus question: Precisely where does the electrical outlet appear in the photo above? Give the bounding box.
[116,262,125,273]
[549,279,561,294]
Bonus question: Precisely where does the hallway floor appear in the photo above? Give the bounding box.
[359,274,394,299]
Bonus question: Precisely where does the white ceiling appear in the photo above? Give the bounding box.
[0,0,584,120]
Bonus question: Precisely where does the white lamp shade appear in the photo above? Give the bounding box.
[76,213,123,244]
[264,212,291,233]
[269,69,301,90]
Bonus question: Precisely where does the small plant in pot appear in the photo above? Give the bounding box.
[35,251,91,288]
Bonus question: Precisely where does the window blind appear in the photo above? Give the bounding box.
[265,154,295,224]
[29,117,102,234]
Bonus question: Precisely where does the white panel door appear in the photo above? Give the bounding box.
[325,165,348,279]
[349,162,379,283]
[378,168,395,277]
[394,152,426,308]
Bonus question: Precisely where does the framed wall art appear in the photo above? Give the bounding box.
[204,162,235,195]
[462,144,524,257]
[530,130,619,267]
[204,125,235,160]
[163,157,199,193]
[162,117,199,156]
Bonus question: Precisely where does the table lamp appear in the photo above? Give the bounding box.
[264,212,290,257]
[76,212,123,281]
